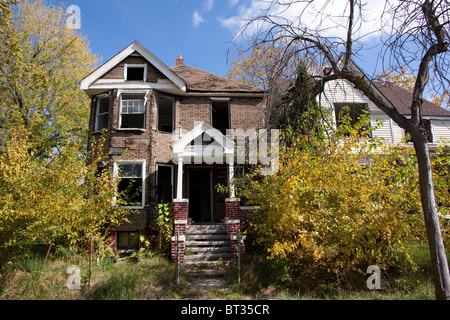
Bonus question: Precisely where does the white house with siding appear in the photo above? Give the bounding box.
[319,79,450,148]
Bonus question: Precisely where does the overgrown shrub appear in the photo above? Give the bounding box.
[239,115,432,281]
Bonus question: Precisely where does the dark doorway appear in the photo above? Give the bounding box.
[189,169,212,222]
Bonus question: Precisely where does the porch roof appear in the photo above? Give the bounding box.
[172,122,235,161]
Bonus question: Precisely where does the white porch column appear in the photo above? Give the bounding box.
[176,155,183,200]
[228,161,235,199]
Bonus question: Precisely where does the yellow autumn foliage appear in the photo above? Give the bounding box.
[0,131,130,272]
[239,119,445,279]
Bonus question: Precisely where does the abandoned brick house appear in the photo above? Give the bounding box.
[81,41,450,265]
[80,41,265,264]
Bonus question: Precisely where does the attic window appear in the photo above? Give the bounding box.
[125,64,147,81]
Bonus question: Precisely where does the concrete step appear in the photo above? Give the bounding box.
[185,223,232,265]
[185,252,232,262]
[186,240,229,247]
[186,234,227,241]
[189,246,231,253]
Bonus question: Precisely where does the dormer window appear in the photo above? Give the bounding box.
[125,64,147,82]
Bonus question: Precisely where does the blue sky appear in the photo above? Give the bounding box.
[61,0,248,78]
[58,0,393,80]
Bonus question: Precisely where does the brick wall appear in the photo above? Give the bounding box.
[171,200,188,263]
[88,77,264,236]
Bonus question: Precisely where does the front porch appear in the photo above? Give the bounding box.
[170,122,247,265]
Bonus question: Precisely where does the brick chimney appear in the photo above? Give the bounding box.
[176,55,184,66]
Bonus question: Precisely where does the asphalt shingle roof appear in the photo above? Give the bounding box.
[170,64,265,94]
[373,81,450,117]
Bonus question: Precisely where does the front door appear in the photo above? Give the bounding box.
[188,169,212,223]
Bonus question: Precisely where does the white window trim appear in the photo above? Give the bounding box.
[94,93,110,132]
[124,63,147,82]
[113,159,146,209]
[157,95,175,133]
[118,90,149,130]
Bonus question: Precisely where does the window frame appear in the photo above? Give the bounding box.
[124,63,147,82]
[156,164,174,204]
[157,94,175,133]
[118,90,148,130]
[113,159,146,209]
[333,102,372,137]
[210,97,231,135]
[116,231,140,251]
[94,93,110,132]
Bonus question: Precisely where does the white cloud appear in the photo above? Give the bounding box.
[205,0,215,11]
[228,0,239,7]
[193,10,205,27]
[192,0,215,27]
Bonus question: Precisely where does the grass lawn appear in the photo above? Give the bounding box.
[0,242,438,300]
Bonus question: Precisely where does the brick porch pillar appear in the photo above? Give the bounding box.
[226,198,244,257]
[171,199,188,263]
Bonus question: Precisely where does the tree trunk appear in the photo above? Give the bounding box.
[413,131,450,300]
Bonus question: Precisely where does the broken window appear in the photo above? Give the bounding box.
[95,95,109,132]
[156,165,173,204]
[117,232,140,250]
[158,96,174,133]
[116,161,145,208]
[211,99,230,135]
[125,64,147,81]
[120,93,146,129]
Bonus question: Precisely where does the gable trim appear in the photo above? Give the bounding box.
[81,41,186,92]
[172,121,235,157]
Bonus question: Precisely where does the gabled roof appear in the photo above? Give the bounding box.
[81,41,265,97]
[373,81,450,117]
[170,64,265,95]
[332,57,450,118]
[80,41,186,93]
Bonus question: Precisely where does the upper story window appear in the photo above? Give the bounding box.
[95,94,110,132]
[211,98,230,135]
[119,92,146,129]
[125,64,147,82]
[158,95,174,133]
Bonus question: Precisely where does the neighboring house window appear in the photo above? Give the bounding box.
[95,95,109,132]
[211,98,230,135]
[117,232,140,250]
[334,102,371,136]
[125,64,147,81]
[120,93,146,129]
[158,95,174,133]
[115,160,146,208]
[156,164,173,204]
